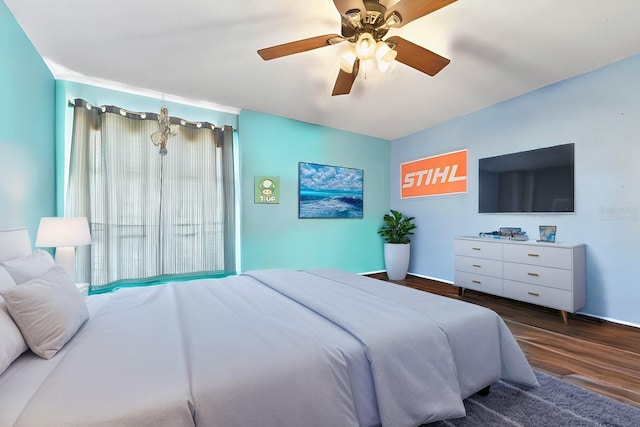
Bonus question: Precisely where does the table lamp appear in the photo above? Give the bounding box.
[35,217,91,283]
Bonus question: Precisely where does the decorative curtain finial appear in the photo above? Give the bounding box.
[151,106,172,156]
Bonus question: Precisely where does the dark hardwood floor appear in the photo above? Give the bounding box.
[369,273,640,408]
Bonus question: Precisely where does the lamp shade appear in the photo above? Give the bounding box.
[35,217,92,248]
[375,41,397,62]
[355,33,376,60]
[339,46,357,73]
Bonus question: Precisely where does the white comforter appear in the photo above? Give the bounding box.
[0,269,537,427]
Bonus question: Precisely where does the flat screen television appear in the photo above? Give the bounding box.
[479,143,574,213]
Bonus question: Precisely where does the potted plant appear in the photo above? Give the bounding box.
[378,209,417,280]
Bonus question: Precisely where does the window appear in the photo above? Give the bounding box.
[66,100,235,290]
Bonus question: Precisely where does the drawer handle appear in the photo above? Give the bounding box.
[528,292,540,297]
[472,280,481,284]
[472,247,481,251]
[527,272,539,277]
[528,253,540,257]
[472,264,481,268]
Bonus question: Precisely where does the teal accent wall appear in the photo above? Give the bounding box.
[56,84,391,275]
[390,54,640,326]
[239,110,390,274]
[0,1,55,242]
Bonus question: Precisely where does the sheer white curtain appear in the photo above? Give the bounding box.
[66,99,235,290]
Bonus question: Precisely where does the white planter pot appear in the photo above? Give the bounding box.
[383,242,411,280]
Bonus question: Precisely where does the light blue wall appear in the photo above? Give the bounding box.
[239,110,390,273]
[0,1,55,242]
[391,54,640,326]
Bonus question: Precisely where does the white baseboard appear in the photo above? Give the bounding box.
[576,312,640,329]
[358,270,385,276]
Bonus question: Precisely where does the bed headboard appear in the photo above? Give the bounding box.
[0,228,32,263]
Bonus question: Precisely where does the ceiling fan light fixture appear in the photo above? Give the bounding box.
[375,41,397,72]
[375,41,396,62]
[384,11,402,28]
[257,0,457,96]
[339,46,357,73]
[355,33,376,59]
[377,55,395,73]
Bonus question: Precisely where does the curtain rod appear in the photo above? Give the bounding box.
[68,98,231,131]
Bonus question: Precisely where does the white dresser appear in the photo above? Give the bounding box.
[454,236,586,323]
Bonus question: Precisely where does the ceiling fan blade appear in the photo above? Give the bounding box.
[333,0,367,16]
[332,59,360,96]
[385,0,457,28]
[258,34,344,60]
[386,36,450,76]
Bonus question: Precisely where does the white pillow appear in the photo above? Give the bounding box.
[0,266,17,291]
[0,267,28,374]
[0,298,29,375]
[1,250,55,285]
[1,265,89,359]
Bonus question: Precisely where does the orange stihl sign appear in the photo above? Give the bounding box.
[401,150,467,198]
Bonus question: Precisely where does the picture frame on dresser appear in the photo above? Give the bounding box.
[538,225,557,243]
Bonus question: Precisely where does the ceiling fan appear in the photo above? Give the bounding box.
[257,0,456,96]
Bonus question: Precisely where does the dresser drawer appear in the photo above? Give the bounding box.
[454,239,502,260]
[503,280,574,311]
[503,244,572,269]
[503,262,573,291]
[455,255,502,278]
[454,271,503,295]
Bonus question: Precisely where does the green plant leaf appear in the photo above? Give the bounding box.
[378,209,417,244]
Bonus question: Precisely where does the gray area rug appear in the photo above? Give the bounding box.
[425,370,640,427]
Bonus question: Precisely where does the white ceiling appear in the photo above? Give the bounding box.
[5,0,640,140]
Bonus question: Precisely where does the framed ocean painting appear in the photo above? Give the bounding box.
[298,162,363,219]
[538,225,557,243]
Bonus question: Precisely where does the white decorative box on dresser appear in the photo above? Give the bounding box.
[454,236,586,323]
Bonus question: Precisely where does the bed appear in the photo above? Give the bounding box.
[0,228,538,427]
